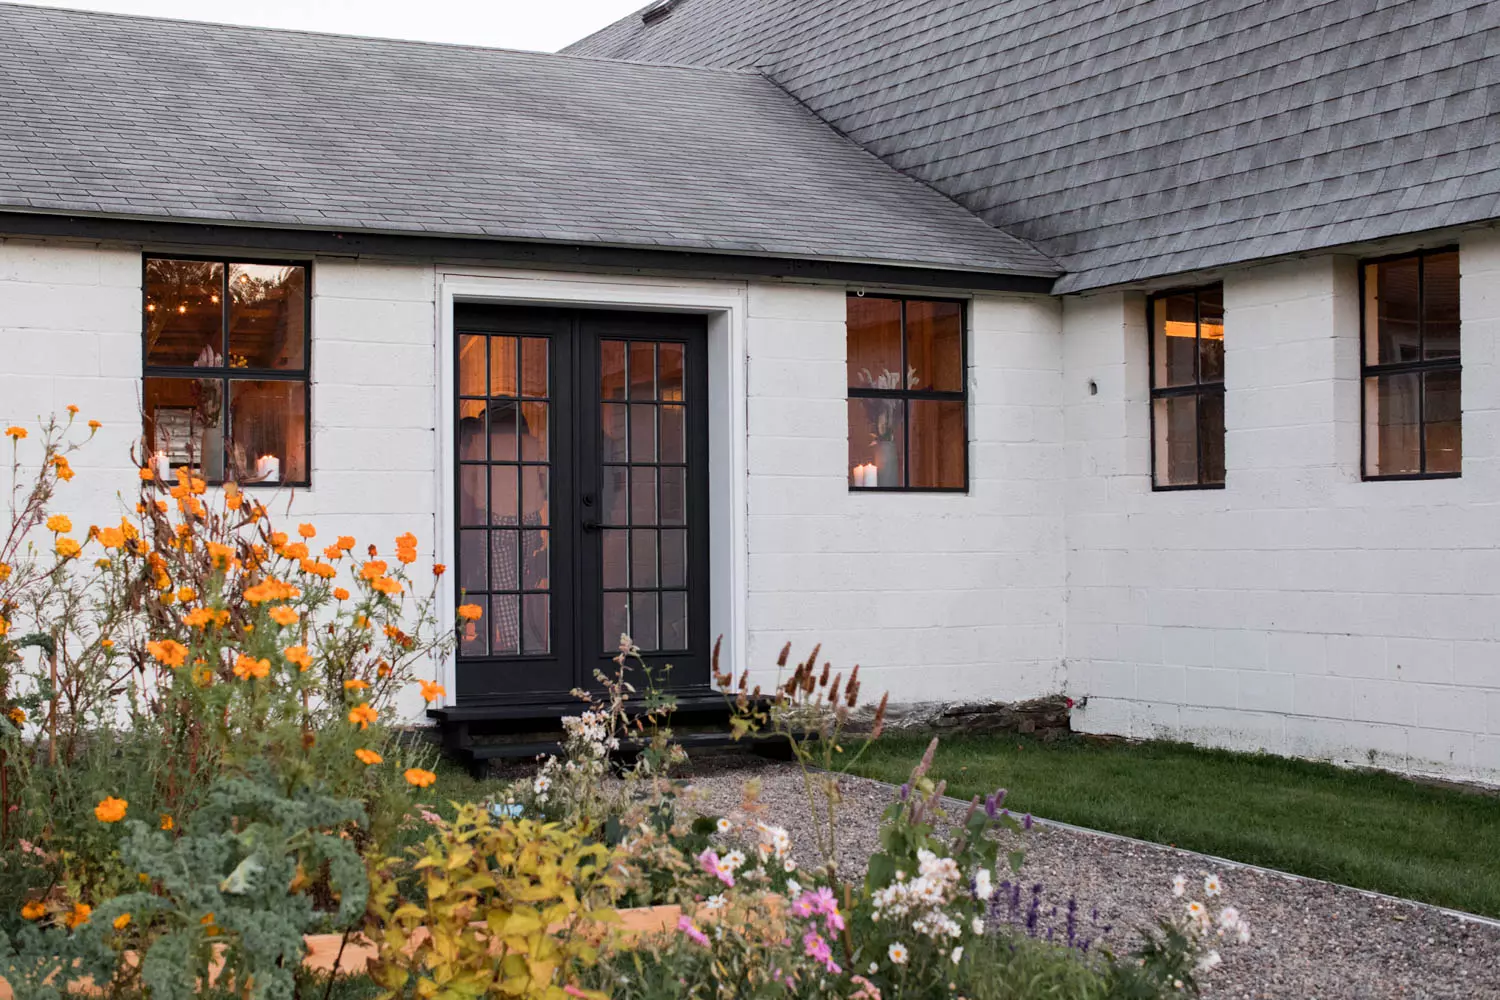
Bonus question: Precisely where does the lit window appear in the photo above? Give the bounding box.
[1361,249,1460,478]
[143,257,309,486]
[847,295,967,490]
[1148,285,1224,489]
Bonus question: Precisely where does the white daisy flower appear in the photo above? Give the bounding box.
[722,850,747,871]
[951,946,964,964]
[1171,874,1187,898]
[783,858,797,873]
[786,879,802,897]
[703,894,726,912]
[1186,900,1207,922]
[973,868,993,901]
[533,775,551,793]
[1203,873,1222,897]
[716,817,733,834]
[971,916,986,936]
[888,942,909,965]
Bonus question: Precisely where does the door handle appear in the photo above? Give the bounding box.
[582,519,600,532]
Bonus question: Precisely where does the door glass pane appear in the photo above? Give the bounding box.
[1152,395,1198,486]
[1366,372,1421,475]
[601,466,629,525]
[660,467,685,525]
[228,263,305,371]
[459,615,486,657]
[904,299,963,391]
[848,398,905,488]
[602,529,629,589]
[908,399,965,488]
[629,342,656,399]
[522,529,550,590]
[630,404,656,461]
[847,295,902,389]
[1198,287,1224,383]
[632,592,659,651]
[601,340,626,400]
[458,401,485,460]
[602,404,628,462]
[660,344,685,401]
[489,531,518,592]
[631,529,658,587]
[520,401,549,461]
[490,465,518,525]
[521,337,548,396]
[459,335,486,396]
[489,400,518,462]
[631,467,657,525]
[661,591,688,651]
[459,530,486,592]
[491,594,520,656]
[660,405,685,464]
[1368,257,1420,365]
[522,595,550,654]
[1423,252,1460,360]
[145,259,224,367]
[489,336,517,397]
[520,467,548,526]
[459,466,486,526]
[1153,292,1198,387]
[1425,369,1461,474]
[603,593,629,654]
[661,529,687,588]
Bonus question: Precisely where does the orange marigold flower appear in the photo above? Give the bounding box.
[97,526,125,549]
[64,903,91,929]
[404,768,437,789]
[233,654,270,680]
[371,576,402,596]
[333,587,350,601]
[337,536,356,551]
[343,678,370,691]
[4,427,26,440]
[146,639,188,668]
[46,514,72,534]
[154,500,169,514]
[347,703,378,730]
[21,900,45,921]
[359,560,388,581]
[377,659,392,677]
[284,645,313,671]
[159,814,174,831]
[192,665,213,688]
[138,467,154,481]
[396,532,418,550]
[271,531,288,548]
[323,544,343,561]
[300,559,337,579]
[433,563,446,576]
[0,562,10,582]
[182,608,213,629]
[269,605,299,626]
[52,456,74,481]
[95,796,128,823]
[0,617,8,639]
[113,913,131,930]
[355,748,383,765]
[55,537,81,559]
[100,638,114,649]
[226,494,243,511]
[456,604,483,622]
[419,680,447,703]
[88,420,102,431]
[281,542,309,561]
[7,707,25,726]
[66,404,79,415]
[298,523,316,539]
[177,586,196,603]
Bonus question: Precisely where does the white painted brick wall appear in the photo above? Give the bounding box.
[743,285,1067,703]
[1066,231,1500,783]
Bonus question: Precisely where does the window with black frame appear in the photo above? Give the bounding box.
[846,294,967,491]
[142,257,310,487]
[1148,285,1224,489]
[1361,248,1461,479]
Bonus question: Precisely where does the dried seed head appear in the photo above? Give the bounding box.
[828,672,842,705]
[818,662,830,688]
[738,669,749,692]
[777,642,791,667]
[846,665,861,707]
[712,634,722,671]
[871,692,889,739]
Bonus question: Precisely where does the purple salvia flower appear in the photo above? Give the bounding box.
[898,783,910,802]
[1023,813,1034,831]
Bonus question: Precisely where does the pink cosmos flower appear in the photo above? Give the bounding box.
[677,914,710,947]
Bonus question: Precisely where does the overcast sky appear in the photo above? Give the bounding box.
[9,0,647,52]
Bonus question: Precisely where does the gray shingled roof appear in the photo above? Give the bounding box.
[0,3,1057,277]
[570,0,1500,293]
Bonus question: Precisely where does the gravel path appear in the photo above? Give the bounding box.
[676,751,1500,1000]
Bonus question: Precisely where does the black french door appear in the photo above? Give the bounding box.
[452,304,711,703]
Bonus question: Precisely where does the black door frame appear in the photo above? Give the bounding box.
[451,303,712,706]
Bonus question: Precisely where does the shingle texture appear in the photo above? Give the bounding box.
[0,3,1057,276]
[570,0,1500,292]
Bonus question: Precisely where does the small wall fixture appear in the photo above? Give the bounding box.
[641,0,678,24]
[1087,379,1098,396]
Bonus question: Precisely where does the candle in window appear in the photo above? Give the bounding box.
[853,462,877,488]
[151,451,171,483]
[255,454,281,484]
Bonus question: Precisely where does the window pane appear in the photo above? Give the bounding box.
[522,529,549,591]
[1198,287,1224,383]
[490,466,518,525]
[1425,369,1461,474]
[660,404,685,464]
[520,401,549,462]
[459,465,486,526]
[459,529,486,592]
[660,467,686,525]
[1423,252,1460,360]
[629,342,657,400]
[601,340,626,400]
[489,336,517,397]
[491,594,520,656]
[629,404,656,462]
[1368,257,1420,366]
[631,528,658,587]
[458,335,486,396]
[631,466,657,525]
[602,593,629,653]
[1153,292,1198,388]
[520,467,548,526]
[488,400,518,462]
[905,299,963,391]
[632,591,659,651]
[489,530,518,592]
[522,595,550,654]
[661,529,687,587]
[908,399,965,488]
[144,376,225,482]
[660,343,685,401]
[1365,372,1421,476]
[661,591,688,651]
[847,296,903,389]
[602,529,628,589]
[1152,394,1199,486]
[602,403,628,462]
[848,398,905,488]
[521,337,548,396]
[228,380,306,484]
[228,263,305,371]
[457,401,485,460]
[1199,391,1225,484]
[145,259,223,367]
[601,466,629,525]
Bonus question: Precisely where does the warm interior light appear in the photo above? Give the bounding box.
[177,304,187,314]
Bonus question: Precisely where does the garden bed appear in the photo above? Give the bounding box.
[680,751,1500,1000]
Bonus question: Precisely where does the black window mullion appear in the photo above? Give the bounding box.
[900,300,910,488]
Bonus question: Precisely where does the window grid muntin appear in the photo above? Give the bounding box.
[1147,284,1225,491]
[847,294,969,492]
[600,339,690,653]
[1359,247,1462,481]
[141,254,311,488]
[456,332,553,658]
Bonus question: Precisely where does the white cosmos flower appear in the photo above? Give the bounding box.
[971,916,986,936]
[703,894,726,912]
[716,817,733,834]
[973,868,993,901]
[786,879,802,897]
[1171,874,1187,898]
[1186,900,1207,923]
[888,942,909,965]
[1203,874,1222,897]
[533,776,551,793]
[722,850,746,871]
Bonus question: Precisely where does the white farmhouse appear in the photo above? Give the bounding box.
[2,1,1498,780]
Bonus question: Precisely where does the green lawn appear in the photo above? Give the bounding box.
[848,734,1500,918]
